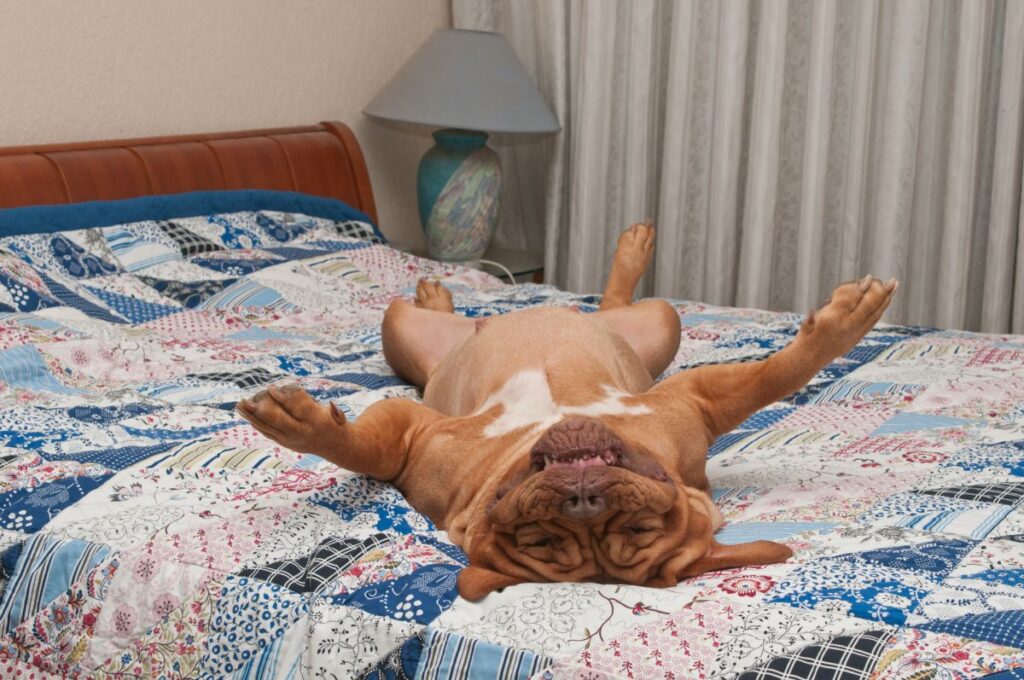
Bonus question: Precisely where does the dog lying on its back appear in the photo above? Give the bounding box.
[237,223,897,600]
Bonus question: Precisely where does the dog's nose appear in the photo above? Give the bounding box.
[562,492,607,520]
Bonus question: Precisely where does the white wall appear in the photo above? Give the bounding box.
[0,0,449,246]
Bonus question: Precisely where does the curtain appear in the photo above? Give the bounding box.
[453,0,1024,333]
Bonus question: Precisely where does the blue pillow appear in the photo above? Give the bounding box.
[0,190,386,243]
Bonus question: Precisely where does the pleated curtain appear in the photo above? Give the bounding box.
[453,0,1024,333]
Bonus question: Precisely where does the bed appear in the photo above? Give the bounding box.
[0,122,1021,680]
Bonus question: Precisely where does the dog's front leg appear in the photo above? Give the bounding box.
[237,385,441,481]
[648,276,897,437]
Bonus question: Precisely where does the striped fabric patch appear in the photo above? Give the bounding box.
[726,428,843,452]
[880,340,977,361]
[809,380,922,405]
[893,506,1012,539]
[196,280,298,312]
[416,630,552,680]
[147,440,284,470]
[0,534,109,632]
[101,225,181,271]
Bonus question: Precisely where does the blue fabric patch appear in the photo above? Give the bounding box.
[0,271,61,312]
[918,610,1024,649]
[303,239,373,252]
[139,276,238,309]
[310,476,433,535]
[120,421,238,440]
[770,539,974,626]
[843,343,892,364]
[231,626,300,680]
[981,669,1024,680]
[360,633,425,680]
[36,273,128,324]
[965,569,1024,588]
[254,211,313,242]
[49,235,120,278]
[332,563,460,625]
[43,442,181,469]
[0,190,381,241]
[324,373,408,390]
[872,412,980,436]
[850,539,975,573]
[680,313,752,326]
[716,521,835,545]
[225,328,314,343]
[708,430,755,457]
[63,403,164,424]
[0,344,87,395]
[260,246,337,261]
[312,496,425,535]
[84,285,181,324]
[414,534,469,567]
[0,474,113,534]
[0,427,71,450]
[190,256,283,276]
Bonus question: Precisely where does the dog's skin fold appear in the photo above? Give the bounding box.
[237,222,897,600]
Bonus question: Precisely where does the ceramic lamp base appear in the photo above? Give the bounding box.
[417,129,501,262]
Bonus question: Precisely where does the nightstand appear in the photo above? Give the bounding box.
[401,243,544,284]
[479,247,544,284]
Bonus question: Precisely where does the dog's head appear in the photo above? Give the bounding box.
[457,416,792,600]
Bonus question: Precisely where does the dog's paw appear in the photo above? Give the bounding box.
[612,221,655,282]
[800,275,897,358]
[414,278,454,313]
[236,383,344,454]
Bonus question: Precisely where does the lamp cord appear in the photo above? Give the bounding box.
[475,258,518,286]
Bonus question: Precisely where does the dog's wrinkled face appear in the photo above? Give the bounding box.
[457,417,794,600]
[460,418,703,595]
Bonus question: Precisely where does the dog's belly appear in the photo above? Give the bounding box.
[423,307,655,420]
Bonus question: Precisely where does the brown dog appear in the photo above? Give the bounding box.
[237,223,897,600]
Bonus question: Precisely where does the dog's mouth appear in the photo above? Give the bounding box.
[530,446,622,471]
[525,418,669,483]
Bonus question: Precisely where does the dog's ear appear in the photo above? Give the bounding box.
[457,566,524,601]
[679,539,793,578]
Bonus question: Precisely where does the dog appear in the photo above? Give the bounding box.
[237,223,897,601]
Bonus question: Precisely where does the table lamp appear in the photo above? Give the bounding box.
[364,29,560,262]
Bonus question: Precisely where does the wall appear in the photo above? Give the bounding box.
[0,0,450,246]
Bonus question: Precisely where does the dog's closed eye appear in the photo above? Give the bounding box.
[515,525,555,549]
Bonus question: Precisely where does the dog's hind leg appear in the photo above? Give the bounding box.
[599,221,655,311]
[592,222,680,378]
[382,281,474,388]
[594,300,681,379]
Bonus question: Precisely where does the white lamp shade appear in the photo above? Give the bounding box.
[364,29,560,134]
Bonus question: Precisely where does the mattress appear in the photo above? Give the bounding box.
[0,208,1021,679]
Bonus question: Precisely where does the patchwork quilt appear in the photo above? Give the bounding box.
[0,210,1021,679]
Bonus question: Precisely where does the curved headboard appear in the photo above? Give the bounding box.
[0,121,378,223]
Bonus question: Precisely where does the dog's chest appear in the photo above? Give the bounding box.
[474,369,652,437]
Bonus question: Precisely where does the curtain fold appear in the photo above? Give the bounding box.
[453,0,1024,333]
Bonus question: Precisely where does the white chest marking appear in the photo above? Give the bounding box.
[476,370,652,438]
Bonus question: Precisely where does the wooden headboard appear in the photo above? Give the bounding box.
[0,121,378,223]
